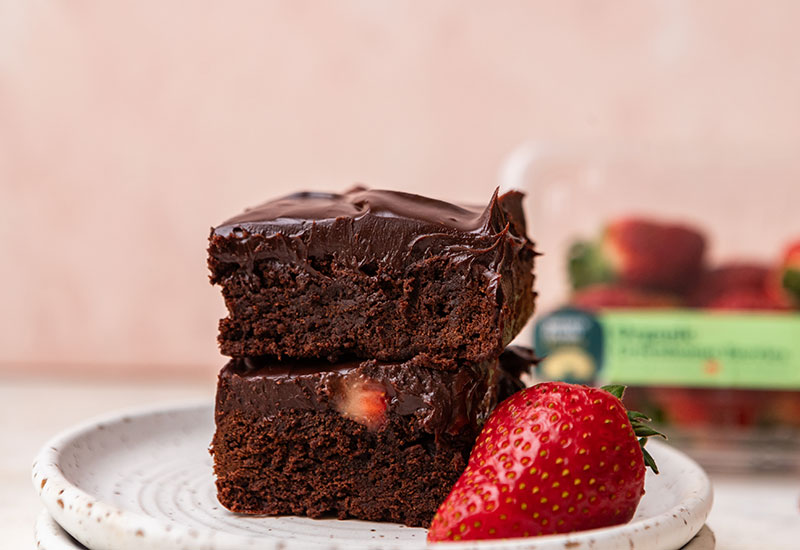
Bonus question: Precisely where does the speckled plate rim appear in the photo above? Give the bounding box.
[32,401,713,550]
[35,509,88,550]
[32,401,245,550]
[33,508,716,550]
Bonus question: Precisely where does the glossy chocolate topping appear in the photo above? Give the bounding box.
[216,187,494,233]
[209,187,533,273]
[498,345,538,379]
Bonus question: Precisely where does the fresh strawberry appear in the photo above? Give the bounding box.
[658,388,765,428]
[769,391,800,428]
[654,387,712,426]
[569,218,706,293]
[688,262,788,311]
[777,241,800,306]
[570,284,681,310]
[427,383,662,542]
[687,262,788,311]
[705,288,789,311]
[687,263,771,307]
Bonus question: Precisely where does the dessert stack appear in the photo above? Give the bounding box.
[207,187,537,527]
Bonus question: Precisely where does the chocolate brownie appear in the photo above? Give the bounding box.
[208,187,536,368]
[211,350,533,526]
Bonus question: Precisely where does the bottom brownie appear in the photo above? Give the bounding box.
[211,350,532,526]
[213,408,477,526]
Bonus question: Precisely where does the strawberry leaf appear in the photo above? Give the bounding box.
[600,384,626,400]
[783,268,800,298]
[568,241,616,290]
[631,419,665,474]
[640,439,660,474]
[632,424,666,439]
[627,410,652,422]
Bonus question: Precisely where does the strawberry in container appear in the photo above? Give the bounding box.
[571,284,682,311]
[782,241,800,303]
[766,239,800,308]
[568,218,706,294]
[688,262,789,311]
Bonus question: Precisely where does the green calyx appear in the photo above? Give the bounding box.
[783,268,800,301]
[601,385,666,475]
[568,240,615,290]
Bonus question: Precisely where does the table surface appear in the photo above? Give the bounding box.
[2,376,798,549]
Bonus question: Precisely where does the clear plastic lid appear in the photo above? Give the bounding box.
[501,141,800,314]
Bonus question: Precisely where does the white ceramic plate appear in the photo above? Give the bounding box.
[33,511,716,550]
[33,403,712,550]
[35,510,88,550]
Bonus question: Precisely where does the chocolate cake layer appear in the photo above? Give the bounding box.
[208,187,536,368]
[211,349,533,526]
[217,356,500,437]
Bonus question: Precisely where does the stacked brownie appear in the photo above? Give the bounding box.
[208,187,537,526]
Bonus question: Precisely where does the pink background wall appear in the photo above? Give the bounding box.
[3,1,800,375]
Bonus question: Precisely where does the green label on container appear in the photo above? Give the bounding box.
[598,311,800,389]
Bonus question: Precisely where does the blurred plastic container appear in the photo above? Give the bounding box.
[503,141,800,472]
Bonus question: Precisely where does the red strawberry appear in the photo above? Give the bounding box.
[427,383,662,542]
[570,284,681,310]
[769,391,800,428]
[658,388,764,428]
[655,387,712,426]
[569,218,706,293]
[769,240,800,307]
[705,288,789,311]
[687,263,771,307]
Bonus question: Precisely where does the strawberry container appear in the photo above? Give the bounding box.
[503,141,800,472]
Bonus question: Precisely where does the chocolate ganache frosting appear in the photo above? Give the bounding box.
[209,186,534,275]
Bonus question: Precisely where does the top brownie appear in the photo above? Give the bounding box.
[208,187,536,368]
